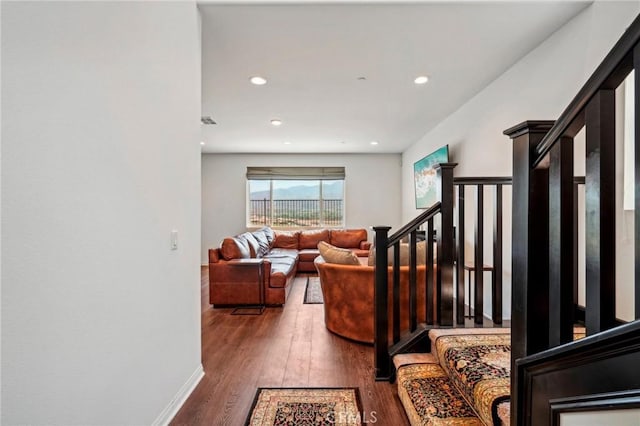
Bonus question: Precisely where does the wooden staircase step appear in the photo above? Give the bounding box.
[396,361,483,426]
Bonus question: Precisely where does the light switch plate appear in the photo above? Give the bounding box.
[171,230,178,250]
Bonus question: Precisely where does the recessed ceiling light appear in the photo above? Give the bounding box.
[414,75,429,85]
[370,141,379,145]
[250,76,267,85]
[271,119,282,126]
[200,141,205,146]
[283,141,291,145]
[357,76,367,81]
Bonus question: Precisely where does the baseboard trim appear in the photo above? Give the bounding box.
[152,364,205,426]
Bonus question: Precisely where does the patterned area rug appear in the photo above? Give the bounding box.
[246,388,362,425]
[303,277,324,304]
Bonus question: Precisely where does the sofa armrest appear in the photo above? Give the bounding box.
[262,259,272,279]
[209,248,222,263]
[232,258,272,278]
[360,241,372,250]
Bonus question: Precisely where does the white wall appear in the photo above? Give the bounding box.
[401,1,640,321]
[202,153,401,263]
[561,409,640,426]
[2,2,203,424]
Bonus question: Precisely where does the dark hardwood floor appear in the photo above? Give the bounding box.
[171,267,409,425]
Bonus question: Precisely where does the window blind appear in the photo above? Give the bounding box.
[246,166,345,180]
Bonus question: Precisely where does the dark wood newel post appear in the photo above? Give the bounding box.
[504,121,554,426]
[435,163,457,327]
[373,225,392,381]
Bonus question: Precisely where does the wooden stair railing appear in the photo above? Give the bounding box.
[452,176,586,329]
[373,163,456,381]
[373,167,517,381]
[506,12,640,426]
[453,176,512,325]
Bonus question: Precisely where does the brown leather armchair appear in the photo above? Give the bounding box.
[314,256,432,344]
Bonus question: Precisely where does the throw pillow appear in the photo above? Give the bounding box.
[318,241,360,265]
[251,230,271,257]
[260,226,276,247]
[239,232,260,258]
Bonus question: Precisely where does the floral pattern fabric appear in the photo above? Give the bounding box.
[247,388,362,426]
[434,334,511,426]
[397,363,483,425]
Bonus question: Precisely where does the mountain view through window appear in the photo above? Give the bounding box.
[248,179,344,227]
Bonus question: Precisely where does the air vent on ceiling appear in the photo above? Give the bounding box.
[201,116,217,125]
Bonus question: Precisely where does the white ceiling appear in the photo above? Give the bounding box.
[200,1,591,154]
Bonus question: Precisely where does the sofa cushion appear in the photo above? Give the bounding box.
[264,248,299,261]
[298,248,320,263]
[251,229,271,257]
[330,229,367,248]
[368,241,428,266]
[239,232,260,258]
[220,237,251,260]
[266,258,297,288]
[273,231,300,249]
[318,241,360,265]
[299,229,330,249]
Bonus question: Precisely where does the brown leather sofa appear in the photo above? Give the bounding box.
[278,228,370,272]
[314,256,431,344]
[208,227,370,307]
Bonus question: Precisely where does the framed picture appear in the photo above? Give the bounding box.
[413,145,449,209]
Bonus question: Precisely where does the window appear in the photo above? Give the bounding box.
[247,167,345,227]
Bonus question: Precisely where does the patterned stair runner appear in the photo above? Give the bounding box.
[395,329,511,426]
[395,353,483,425]
[430,329,510,425]
[394,327,586,426]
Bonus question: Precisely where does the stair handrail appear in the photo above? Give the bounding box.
[387,202,441,246]
[533,14,640,167]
